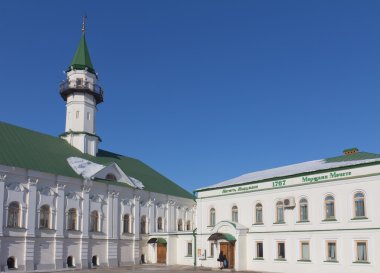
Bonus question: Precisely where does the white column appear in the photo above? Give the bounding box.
[0,174,6,236]
[148,199,155,233]
[26,177,39,271]
[55,183,66,269]
[133,194,141,264]
[81,183,91,268]
[167,200,176,232]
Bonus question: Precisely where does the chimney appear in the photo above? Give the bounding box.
[343,148,359,155]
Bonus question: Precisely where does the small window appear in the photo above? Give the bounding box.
[300,241,310,261]
[8,202,21,228]
[276,201,284,223]
[256,242,264,259]
[76,111,79,119]
[87,112,91,120]
[67,208,77,230]
[354,192,366,218]
[299,198,308,222]
[186,220,191,231]
[90,211,99,232]
[210,242,216,257]
[123,214,130,233]
[325,195,335,220]
[140,216,147,234]
[210,208,216,226]
[178,219,183,231]
[187,242,193,256]
[76,78,83,86]
[277,242,286,260]
[7,257,16,269]
[356,241,368,262]
[105,173,117,181]
[67,256,75,267]
[326,241,337,262]
[157,217,163,231]
[92,255,98,266]
[255,203,263,224]
[40,205,50,229]
[232,205,238,222]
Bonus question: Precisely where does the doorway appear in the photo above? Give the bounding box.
[157,243,167,264]
[220,242,235,269]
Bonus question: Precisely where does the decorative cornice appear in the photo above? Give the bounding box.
[0,174,7,182]
[90,194,107,204]
[57,183,67,190]
[66,191,83,201]
[6,182,28,193]
[28,177,39,186]
[39,186,58,197]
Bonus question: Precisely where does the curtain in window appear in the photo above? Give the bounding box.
[328,243,336,260]
[277,207,284,222]
[326,202,334,218]
[301,243,309,260]
[355,199,365,217]
[256,204,263,223]
[357,243,367,261]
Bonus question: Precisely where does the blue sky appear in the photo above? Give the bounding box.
[1,1,380,192]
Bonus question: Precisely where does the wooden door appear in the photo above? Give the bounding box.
[220,242,235,269]
[157,243,167,264]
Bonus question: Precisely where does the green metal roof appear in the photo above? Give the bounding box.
[325,152,380,163]
[0,121,194,199]
[68,33,96,74]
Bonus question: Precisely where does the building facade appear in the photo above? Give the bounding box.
[0,24,196,271]
[195,149,380,273]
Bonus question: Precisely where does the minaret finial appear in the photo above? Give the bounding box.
[82,15,87,33]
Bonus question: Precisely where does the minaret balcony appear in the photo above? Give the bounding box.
[59,80,104,104]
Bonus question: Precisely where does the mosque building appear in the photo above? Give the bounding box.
[0,21,196,271]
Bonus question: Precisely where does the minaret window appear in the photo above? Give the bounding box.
[76,111,79,119]
[76,78,83,87]
[87,112,91,120]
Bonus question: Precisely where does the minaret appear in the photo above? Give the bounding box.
[60,17,103,156]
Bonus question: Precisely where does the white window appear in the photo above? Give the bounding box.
[299,198,308,222]
[256,241,264,259]
[326,241,337,262]
[277,242,286,260]
[276,201,284,223]
[325,195,335,220]
[87,112,91,120]
[90,211,99,232]
[140,215,147,234]
[67,208,77,230]
[210,208,216,226]
[8,202,21,228]
[187,242,193,256]
[232,206,238,222]
[354,192,366,218]
[123,214,130,233]
[300,241,310,261]
[355,241,368,262]
[39,205,50,229]
[255,203,263,224]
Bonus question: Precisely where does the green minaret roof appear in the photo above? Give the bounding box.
[68,33,96,74]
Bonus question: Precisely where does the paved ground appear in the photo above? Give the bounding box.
[30,264,270,273]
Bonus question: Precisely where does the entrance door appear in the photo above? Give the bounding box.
[157,243,167,264]
[220,242,235,269]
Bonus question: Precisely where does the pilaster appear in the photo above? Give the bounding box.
[56,183,66,237]
[133,194,141,264]
[0,174,6,236]
[81,181,91,268]
[26,177,39,236]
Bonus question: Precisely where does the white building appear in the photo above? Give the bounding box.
[195,147,380,273]
[0,24,196,271]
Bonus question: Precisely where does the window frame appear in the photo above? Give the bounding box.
[209,208,216,226]
[255,203,263,224]
[299,241,311,262]
[39,204,51,229]
[324,195,336,221]
[90,210,99,232]
[7,202,21,228]
[353,192,366,219]
[232,205,238,222]
[276,241,286,260]
[275,201,285,224]
[299,198,309,222]
[186,241,193,257]
[123,214,130,233]
[255,241,264,260]
[355,240,369,263]
[67,208,78,231]
[325,240,338,262]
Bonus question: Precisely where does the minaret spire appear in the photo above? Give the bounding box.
[82,15,87,33]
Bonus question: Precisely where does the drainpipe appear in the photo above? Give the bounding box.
[192,228,197,267]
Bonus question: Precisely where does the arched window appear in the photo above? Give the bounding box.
[276,201,284,223]
[186,220,191,231]
[299,198,308,222]
[140,215,147,234]
[255,203,263,224]
[105,173,117,181]
[325,195,335,220]
[232,206,238,222]
[92,255,98,266]
[40,205,50,229]
[123,214,130,233]
[7,257,16,269]
[354,192,366,218]
[178,219,183,231]
[210,208,216,226]
[67,256,75,267]
[90,211,99,232]
[157,217,163,231]
[67,208,77,230]
[8,202,21,228]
